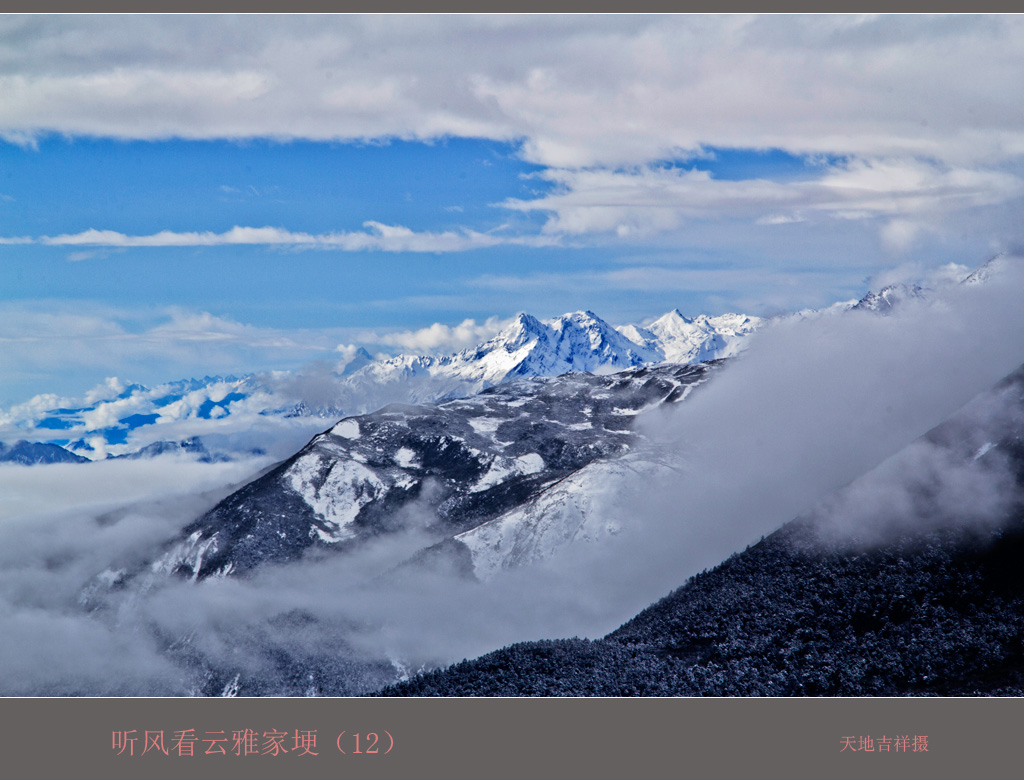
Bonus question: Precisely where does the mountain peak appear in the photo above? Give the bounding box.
[492,313,547,347]
[962,253,1010,286]
[550,310,609,328]
[853,282,926,313]
[650,308,692,327]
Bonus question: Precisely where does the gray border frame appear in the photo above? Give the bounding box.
[1,9,1021,779]
[2,696,1015,778]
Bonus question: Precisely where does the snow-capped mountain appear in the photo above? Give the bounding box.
[0,308,760,461]
[340,309,758,407]
[0,440,88,465]
[618,310,761,364]
[153,362,717,580]
[962,253,1011,286]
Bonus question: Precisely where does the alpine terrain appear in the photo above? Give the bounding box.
[382,362,1024,696]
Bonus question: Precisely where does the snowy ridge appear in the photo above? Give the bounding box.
[340,309,757,406]
[0,308,759,461]
[619,310,761,364]
[852,283,927,313]
[157,362,719,580]
[6,258,1003,464]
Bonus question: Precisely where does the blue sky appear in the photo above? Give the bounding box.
[2,15,1023,404]
[0,137,865,327]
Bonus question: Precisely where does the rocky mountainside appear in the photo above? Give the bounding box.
[155,361,718,580]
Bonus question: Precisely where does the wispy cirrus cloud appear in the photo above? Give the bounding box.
[498,159,1024,245]
[0,302,349,404]
[27,222,557,254]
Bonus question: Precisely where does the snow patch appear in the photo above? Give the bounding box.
[332,419,361,439]
[394,447,418,467]
[458,455,678,579]
[471,452,546,493]
[468,417,503,434]
[287,453,383,541]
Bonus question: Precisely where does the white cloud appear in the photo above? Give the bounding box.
[868,261,973,291]
[369,316,508,353]
[756,214,806,226]
[0,17,1021,251]
[0,18,1018,167]
[0,302,348,405]
[20,222,556,253]
[499,159,1023,242]
[4,16,1021,167]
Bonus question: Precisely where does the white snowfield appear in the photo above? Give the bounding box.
[456,452,683,580]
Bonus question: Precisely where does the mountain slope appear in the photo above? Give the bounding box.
[379,365,1024,696]
[155,362,718,580]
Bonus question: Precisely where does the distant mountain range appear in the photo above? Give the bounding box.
[0,439,89,465]
[0,308,764,463]
[2,261,986,467]
[8,258,1011,467]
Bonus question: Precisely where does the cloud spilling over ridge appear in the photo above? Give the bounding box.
[3,259,1024,694]
[308,257,1024,664]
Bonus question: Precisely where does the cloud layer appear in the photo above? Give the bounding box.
[2,16,1022,168]
[2,258,1023,694]
[2,16,1024,253]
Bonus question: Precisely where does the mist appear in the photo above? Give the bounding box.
[304,257,1024,666]
[3,261,1024,694]
[0,457,273,694]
